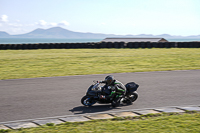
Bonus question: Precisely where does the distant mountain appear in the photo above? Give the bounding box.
[0,27,200,39]
[0,31,10,37]
[12,27,120,39]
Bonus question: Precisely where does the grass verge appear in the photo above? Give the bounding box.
[1,112,200,133]
[0,48,200,80]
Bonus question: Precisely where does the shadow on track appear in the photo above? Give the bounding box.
[69,103,132,114]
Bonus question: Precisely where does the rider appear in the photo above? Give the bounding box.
[99,75,126,106]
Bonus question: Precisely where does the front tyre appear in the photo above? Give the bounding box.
[81,96,96,106]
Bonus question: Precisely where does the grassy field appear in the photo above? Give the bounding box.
[0,48,200,80]
[1,112,200,133]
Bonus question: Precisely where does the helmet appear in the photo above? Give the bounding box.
[104,75,114,85]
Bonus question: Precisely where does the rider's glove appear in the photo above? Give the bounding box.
[98,80,106,83]
[100,95,106,99]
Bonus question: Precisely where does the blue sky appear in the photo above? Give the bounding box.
[0,0,200,36]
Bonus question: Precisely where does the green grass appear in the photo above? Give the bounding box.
[0,48,200,80]
[1,112,200,133]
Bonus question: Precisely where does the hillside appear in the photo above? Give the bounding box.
[12,27,118,39]
[0,27,200,39]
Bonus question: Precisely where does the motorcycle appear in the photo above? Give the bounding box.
[81,80,139,107]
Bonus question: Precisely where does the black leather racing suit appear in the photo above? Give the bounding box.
[102,80,126,100]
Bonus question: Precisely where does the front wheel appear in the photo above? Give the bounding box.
[81,96,96,106]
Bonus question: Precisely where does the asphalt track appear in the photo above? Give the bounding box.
[0,70,200,123]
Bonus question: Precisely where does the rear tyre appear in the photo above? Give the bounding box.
[128,91,138,102]
[81,96,96,106]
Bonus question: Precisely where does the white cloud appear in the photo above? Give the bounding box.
[9,23,23,27]
[1,18,71,34]
[58,20,69,26]
[11,27,23,33]
[35,20,69,27]
[50,22,58,26]
[24,23,35,27]
[0,15,8,22]
[37,20,47,26]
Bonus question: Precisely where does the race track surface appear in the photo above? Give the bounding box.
[0,70,200,122]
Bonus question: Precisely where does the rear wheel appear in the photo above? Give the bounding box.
[128,91,138,102]
[81,96,96,106]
